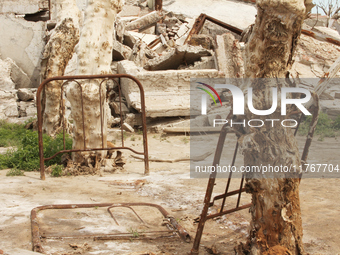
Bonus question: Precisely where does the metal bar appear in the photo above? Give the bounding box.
[108,205,146,225]
[190,124,230,255]
[184,13,206,44]
[206,203,252,220]
[42,230,175,240]
[209,188,246,207]
[300,93,320,181]
[204,15,243,35]
[43,146,145,161]
[294,114,304,136]
[236,175,245,208]
[117,78,125,147]
[99,79,105,149]
[155,0,162,11]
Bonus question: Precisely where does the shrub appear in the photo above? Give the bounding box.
[0,122,72,171]
[6,168,24,176]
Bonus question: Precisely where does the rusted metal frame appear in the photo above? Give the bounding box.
[37,74,149,180]
[31,202,190,252]
[190,124,231,255]
[184,13,206,44]
[184,13,243,45]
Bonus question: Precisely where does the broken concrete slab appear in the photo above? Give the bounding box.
[18,101,36,117]
[110,101,130,116]
[123,31,137,48]
[313,26,340,41]
[179,56,216,70]
[118,60,223,118]
[7,58,32,89]
[0,58,15,91]
[117,5,141,18]
[188,34,214,50]
[130,40,159,67]
[175,18,195,46]
[0,90,19,119]
[0,0,48,15]
[0,15,45,86]
[216,33,244,79]
[122,122,134,132]
[128,31,159,45]
[17,88,34,101]
[112,40,133,61]
[125,10,164,32]
[144,45,212,71]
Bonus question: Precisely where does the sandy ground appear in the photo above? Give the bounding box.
[0,133,339,255]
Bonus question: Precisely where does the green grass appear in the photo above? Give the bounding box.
[298,112,340,141]
[0,120,28,147]
[0,120,72,171]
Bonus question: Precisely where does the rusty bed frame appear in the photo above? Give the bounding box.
[36,74,149,180]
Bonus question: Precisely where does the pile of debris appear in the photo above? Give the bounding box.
[0,56,37,123]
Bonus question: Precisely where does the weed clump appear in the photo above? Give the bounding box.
[0,121,72,171]
[6,168,24,176]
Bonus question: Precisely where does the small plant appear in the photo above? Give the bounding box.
[182,136,189,144]
[130,136,135,141]
[129,228,140,238]
[6,168,24,176]
[94,206,99,209]
[51,164,63,177]
[160,134,169,142]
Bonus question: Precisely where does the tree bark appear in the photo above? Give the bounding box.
[236,0,307,254]
[66,0,123,165]
[41,0,81,136]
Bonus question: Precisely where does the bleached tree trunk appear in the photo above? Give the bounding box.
[236,0,308,254]
[66,0,123,165]
[41,0,81,136]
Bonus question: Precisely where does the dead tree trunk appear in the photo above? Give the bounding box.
[236,0,308,254]
[41,0,81,136]
[66,0,123,165]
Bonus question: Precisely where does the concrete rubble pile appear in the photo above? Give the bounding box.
[0,56,37,123]
[106,2,340,131]
[1,0,340,129]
